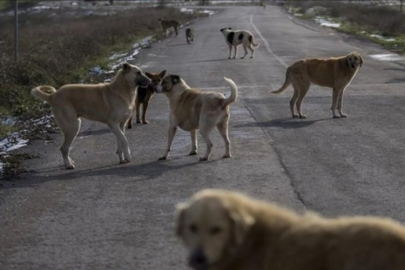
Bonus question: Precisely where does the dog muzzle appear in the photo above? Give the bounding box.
[155,85,164,93]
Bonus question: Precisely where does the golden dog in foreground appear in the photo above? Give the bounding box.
[176,189,405,270]
[272,52,363,119]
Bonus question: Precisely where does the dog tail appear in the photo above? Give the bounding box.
[249,35,259,47]
[271,67,291,94]
[223,77,238,107]
[31,86,57,103]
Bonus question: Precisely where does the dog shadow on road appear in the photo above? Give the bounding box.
[234,117,331,130]
[3,159,200,190]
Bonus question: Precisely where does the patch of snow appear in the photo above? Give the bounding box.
[1,117,17,126]
[0,133,28,153]
[369,54,405,61]
[89,66,105,76]
[315,17,341,29]
[200,9,216,16]
[370,34,396,42]
[181,8,194,14]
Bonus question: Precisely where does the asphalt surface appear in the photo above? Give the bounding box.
[1,5,405,270]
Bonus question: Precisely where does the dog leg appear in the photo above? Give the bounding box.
[189,130,198,155]
[248,44,255,59]
[199,118,216,161]
[109,122,131,163]
[331,88,341,118]
[241,44,248,59]
[217,120,231,158]
[59,117,81,170]
[159,126,177,160]
[228,45,232,59]
[296,85,310,119]
[337,88,347,118]
[233,46,238,59]
[135,100,141,124]
[289,88,299,118]
[142,101,149,124]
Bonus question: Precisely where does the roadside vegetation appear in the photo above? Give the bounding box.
[289,1,405,54]
[0,7,199,137]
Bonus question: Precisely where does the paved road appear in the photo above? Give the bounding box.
[1,6,405,270]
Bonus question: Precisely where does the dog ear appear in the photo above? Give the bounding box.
[175,203,188,237]
[122,63,131,73]
[145,72,152,79]
[228,208,255,246]
[171,75,181,85]
[159,70,167,78]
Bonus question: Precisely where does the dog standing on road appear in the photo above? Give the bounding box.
[159,18,180,36]
[127,70,166,128]
[155,75,238,161]
[271,52,363,119]
[186,28,194,44]
[176,189,405,270]
[220,28,259,59]
[31,63,150,169]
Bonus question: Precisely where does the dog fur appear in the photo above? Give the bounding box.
[155,75,238,161]
[186,28,194,44]
[127,70,166,128]
[271,52,363,119]
[176,189,405,270]
[31,63,150,169]
[220,28,259,59]
[159,18,180,36]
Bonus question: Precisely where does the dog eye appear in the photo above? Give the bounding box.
[189,224,198,234]
[209,227,222,235]
[137,71,141,75]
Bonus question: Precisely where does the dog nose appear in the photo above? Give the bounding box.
[189,249,207,267]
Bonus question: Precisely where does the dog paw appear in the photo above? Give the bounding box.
[142,120,149,124]
[189,150,198,156]
[136,119,141,124]
[223,154,232,158]
[119,159,130,164]
[292,114,299,118]
[333,115,341,119]
[339,114,347,118]
[158,156,168,161]
[299,114,307,119]
[66,164,75,170]
[199,157,208,161]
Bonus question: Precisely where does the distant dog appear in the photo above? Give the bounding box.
[261,1,266,9]
[176,189,405,270]
[127,70,166,128]
[271,52,363,119]
[186,28,194,44]
[220,28,259,59]
[155,75,238,161]
[31,63,150,169]
[159,18,180,36]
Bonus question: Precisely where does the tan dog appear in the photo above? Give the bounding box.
[176,189,405,270]
[220,28,259,59]
[159,18,180,36]
[155,75,238,161]
[271,52,363,119]
[127,70,166,128]
[31,63,151,169]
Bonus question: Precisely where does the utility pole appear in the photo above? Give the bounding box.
[14,0,18,62]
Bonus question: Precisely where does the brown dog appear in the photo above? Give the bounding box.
[271,52,363,119]
[155,75,238,161]
[176,189,405,270]
[159,18,180,36]
[127,70,166,128]
[31,63,150,169]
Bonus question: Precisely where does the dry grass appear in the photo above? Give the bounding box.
[292,2,405,36]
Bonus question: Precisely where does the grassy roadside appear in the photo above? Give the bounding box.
[0,6,205,180]
[288,2,405,54]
